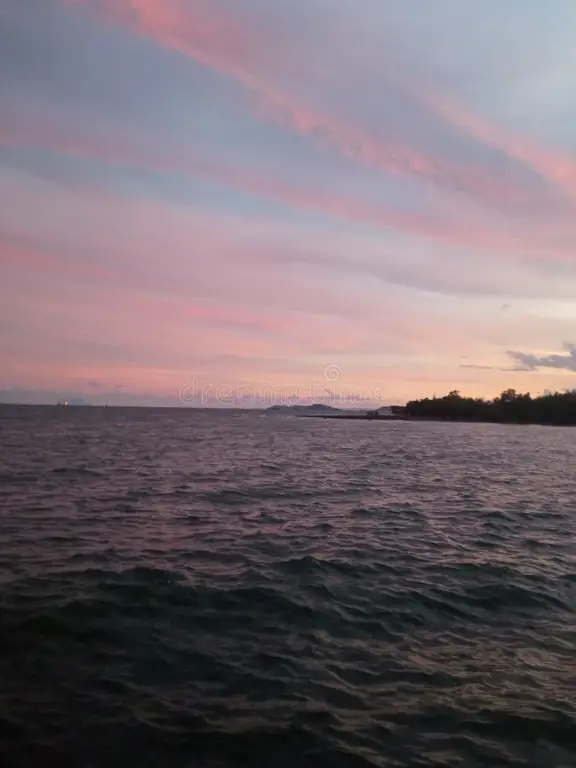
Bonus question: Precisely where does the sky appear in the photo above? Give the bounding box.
[2,0,576,407]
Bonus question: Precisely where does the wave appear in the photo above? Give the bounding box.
[2,409,576,766]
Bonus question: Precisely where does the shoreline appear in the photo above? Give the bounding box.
[298,413,575,427]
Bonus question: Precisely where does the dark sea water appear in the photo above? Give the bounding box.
[1,405,575,768]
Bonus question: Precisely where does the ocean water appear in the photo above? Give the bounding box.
[1,405,575,768]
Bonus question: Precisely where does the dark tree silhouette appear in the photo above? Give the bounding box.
[405,389,576,425]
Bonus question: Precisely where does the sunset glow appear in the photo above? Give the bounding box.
[2,0,576,405]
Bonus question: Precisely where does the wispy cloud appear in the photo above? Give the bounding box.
[459,364,496,371]
[62,0,550,210]
[426,92,576,200]
[3,117,576,260]
[508,343,576,372]
[4,0,576,401]
[0,120,517,251]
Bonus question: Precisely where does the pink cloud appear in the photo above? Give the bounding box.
[5,237,572,401]
[420,91,576,200]
[5,3,576,403]
[0,238,119,282]
[61,0,536,208]
[3,117,571,258]
[2,225,482,376]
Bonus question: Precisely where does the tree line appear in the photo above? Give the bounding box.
[404,389,576,425]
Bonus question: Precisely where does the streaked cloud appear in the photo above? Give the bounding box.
[2,0,576,403]
[509,343,576,373]
[62,0,575,211]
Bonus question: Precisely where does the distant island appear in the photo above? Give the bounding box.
[267,404,341,414]
[267,390,576,426]
[266,404,401,419]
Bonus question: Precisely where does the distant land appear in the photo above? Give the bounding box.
[267,404,341,414]
[2,389,576,425]
[404,389,576,426]
[267,404,398,419]
[267,389,576,426]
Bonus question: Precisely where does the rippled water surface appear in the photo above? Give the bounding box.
[1,405,575,767]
